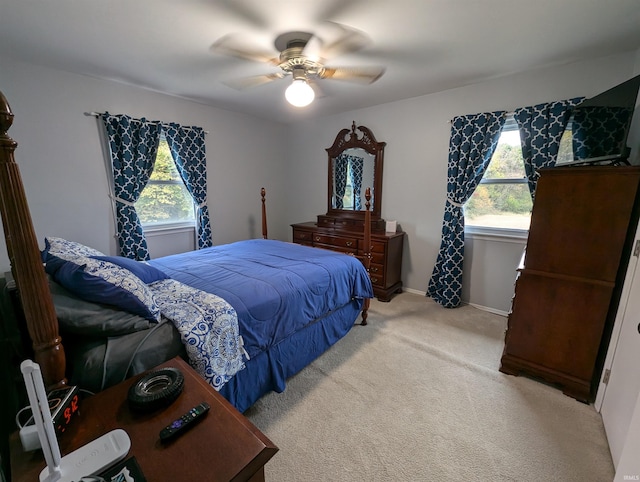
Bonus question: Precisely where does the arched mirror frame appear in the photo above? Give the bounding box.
[326,122,385,227]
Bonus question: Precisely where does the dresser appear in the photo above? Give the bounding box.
[499,166,640,402]
[292,221,404,302]
[297,121,404,301]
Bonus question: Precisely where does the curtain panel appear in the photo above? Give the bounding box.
[334,155,349,209]
[163,123,212,249]
[348,155,364,210]
[572,105,632,162]
[102,113,161,261]
[514,97,583,200]
[427,111,506,308]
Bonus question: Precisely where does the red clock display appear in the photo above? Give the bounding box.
[46,386,80,435]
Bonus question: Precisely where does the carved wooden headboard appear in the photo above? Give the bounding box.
[0,90,66,389]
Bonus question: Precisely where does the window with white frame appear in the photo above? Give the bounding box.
[136,135,195,228]
[465,116,532,231]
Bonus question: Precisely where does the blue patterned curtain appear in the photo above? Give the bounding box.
[348,155,364,210]
[334,155,349,209]
[572,106,633,161]
[427,112,506,308]
[102,113,161,261]
[163,123,212,249]
[514,98,583,199]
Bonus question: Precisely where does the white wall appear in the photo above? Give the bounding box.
[286,51,638,312]
[0,54,288,274]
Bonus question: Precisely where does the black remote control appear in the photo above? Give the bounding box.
[159,402,210,442]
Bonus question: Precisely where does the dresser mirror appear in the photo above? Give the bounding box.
[326,122,385,223]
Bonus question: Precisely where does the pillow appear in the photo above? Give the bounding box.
[42,237,105,275]
[53,257,161,322]
[49,278,151,336]
[90,256,169,284]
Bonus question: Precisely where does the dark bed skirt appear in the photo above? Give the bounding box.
[219,298,364,413]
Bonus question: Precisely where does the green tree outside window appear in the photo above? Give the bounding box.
[137,138,196,225]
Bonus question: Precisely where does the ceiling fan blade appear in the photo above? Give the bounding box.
[211,34,279,65]
[320,22,372,59]
[301,34,323,63]
[223,72,286,91]
[320,66,386,84]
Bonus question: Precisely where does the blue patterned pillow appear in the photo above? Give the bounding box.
[91,256,169,284]
[53,257,161,322]
[42,237,105,275]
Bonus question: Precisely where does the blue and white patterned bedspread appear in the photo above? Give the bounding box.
[148,279,247,390]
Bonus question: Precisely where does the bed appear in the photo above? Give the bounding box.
[0,90,374,413]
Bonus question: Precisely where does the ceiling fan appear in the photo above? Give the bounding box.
[210,23,386,107]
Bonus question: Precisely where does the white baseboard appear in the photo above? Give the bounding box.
[467,303,508,317]
[388,287,509,317]
[402,287,425,296]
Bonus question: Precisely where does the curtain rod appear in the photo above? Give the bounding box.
[85,111,209,134]
[447,110,516,124]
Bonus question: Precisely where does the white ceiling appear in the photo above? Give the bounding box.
[1,0,640,124]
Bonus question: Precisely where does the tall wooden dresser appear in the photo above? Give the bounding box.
[500,166,640,402]
[291,221,404,302]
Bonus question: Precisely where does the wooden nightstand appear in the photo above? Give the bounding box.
[9,357,278,481]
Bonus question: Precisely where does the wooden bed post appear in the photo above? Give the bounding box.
[361,187,372,325]
[261,187,268,240]
[0,90,66,389]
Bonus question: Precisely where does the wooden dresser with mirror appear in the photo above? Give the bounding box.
[291,122,404,302]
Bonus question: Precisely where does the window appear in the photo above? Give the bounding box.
[556,120,575,165]
[465,117,532,232]
[136,136,195,227]
[343,169,354,209]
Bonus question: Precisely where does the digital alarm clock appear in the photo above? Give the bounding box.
[25,385,80,436]
[47,385,81,435]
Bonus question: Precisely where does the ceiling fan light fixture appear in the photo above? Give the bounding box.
[285,79,315,107]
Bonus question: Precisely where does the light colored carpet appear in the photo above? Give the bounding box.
[245,292,614,482]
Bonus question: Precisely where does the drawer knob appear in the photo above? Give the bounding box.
[346,241,353,247]
[370,277,379,283]
[370,267,379,273]
[315,236,321,242]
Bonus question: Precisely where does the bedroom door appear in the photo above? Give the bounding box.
[598,226,640,467]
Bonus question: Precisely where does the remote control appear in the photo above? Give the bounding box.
[159,402,210,442]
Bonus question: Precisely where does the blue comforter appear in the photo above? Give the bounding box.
[148,239,373,359]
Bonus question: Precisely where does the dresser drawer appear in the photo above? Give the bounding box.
[370,252,385,265]
[293,229,314,243]
[315,243,357,256]
[312,234,358,250]
[371,241,386,253]
[317,216,335,227]
[334,218,357,229]
[368,263,386,287]
[360,241,385,262]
